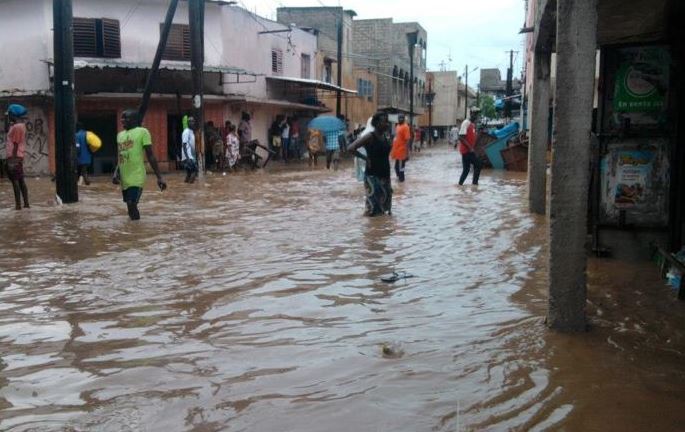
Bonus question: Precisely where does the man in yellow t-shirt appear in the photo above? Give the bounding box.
[113,109,167,220]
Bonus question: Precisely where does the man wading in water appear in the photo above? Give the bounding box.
[181,116,198,183]
[390,113,411,183]
[113,109,167,220]
[348,112,392,217]
[457,108,482,185]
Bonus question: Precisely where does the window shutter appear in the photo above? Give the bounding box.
[73,18,97,57]
[101,18,121,58]
[162,24,190,61]
[182,25,191,60]
[272,49,283,74]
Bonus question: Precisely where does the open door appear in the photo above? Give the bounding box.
[80,113,118,175]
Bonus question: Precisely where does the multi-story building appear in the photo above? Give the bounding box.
[0,0,351,175]
[479,68,522,100]
[353,19,427,126]
[276,7,376,130]
[420,71,476,138]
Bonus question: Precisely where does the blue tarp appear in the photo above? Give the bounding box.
[489,122,519,139]
[484,122,520,169]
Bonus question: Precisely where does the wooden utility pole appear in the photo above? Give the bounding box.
[336,14,343,117]
[53,0,78,203]
[139,0,180,122]
[189,0,205,171]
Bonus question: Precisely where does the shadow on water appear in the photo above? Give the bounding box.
[1,147,684,431]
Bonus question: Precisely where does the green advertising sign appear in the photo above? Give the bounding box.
[614,47,670,113]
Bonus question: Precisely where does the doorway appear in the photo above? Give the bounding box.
[79,113,118,175]
[167,114,184,171]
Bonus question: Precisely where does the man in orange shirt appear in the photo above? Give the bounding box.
[390,114,411,182]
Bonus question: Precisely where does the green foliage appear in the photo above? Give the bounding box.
[479,94,497,119]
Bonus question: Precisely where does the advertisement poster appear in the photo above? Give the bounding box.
[600,140,670,227]
[613,151,654,208]
[613,47,670,114]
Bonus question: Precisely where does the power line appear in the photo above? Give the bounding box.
[121,0,145,30]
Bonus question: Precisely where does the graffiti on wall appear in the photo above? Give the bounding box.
[0,108,49,175]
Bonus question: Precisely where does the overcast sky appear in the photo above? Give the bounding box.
[240,0,526,85]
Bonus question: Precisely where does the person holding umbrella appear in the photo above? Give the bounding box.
[308,115,346,171]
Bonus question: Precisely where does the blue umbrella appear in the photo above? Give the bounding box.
[308,115,345,134]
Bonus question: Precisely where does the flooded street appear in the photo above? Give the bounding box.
[1,147,684,431]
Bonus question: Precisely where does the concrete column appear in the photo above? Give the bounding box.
[548,0,598,332]
[527,52,551,215]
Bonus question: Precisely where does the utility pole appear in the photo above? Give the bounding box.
[336,14,343,117]
[427,77,434,145]
[53,0,78,203]
[464,65,469,119]
[407,31,418,132]
[189,0,205,171]
[505,49,514,118]
[139,0,179,122]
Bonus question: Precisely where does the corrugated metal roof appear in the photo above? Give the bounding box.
[266,76,357,94]
[73,59,258,76]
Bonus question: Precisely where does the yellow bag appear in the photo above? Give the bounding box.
[86,131,102,152]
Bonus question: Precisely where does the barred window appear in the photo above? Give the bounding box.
[272,49,283,74]
[73,18,121,58]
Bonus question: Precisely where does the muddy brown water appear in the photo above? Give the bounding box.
[1,147,684,431]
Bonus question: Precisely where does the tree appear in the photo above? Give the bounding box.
[479,94,497,119]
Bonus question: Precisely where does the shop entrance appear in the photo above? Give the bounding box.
[80,113,118,175]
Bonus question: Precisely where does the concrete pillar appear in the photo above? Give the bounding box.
[548,0,598,332]
[527,52,551,215]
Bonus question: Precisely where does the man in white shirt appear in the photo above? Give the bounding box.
[449,121,460,147]
[457,108,481,185]
[182,116,198,183]
[281,117,290,162]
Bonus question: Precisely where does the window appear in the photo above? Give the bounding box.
[161,24,191,61]
[73,18,121,58]
[357,79,374,102]
[301,54,311,79]
[323,60,333,83]
[272,49,283,75]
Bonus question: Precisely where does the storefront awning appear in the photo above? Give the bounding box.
[228,95,330,113]
[73,59,259,82]
[266,76,357,94]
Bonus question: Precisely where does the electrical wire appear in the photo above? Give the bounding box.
[121,0,145,30]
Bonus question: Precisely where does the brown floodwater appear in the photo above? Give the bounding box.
[1,147,684,431]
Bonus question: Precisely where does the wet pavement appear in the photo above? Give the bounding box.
[1,147,684,431]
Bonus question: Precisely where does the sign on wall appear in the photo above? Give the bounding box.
[611,46,670,126]
[613,150,655,208]
[600,139,670,226]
